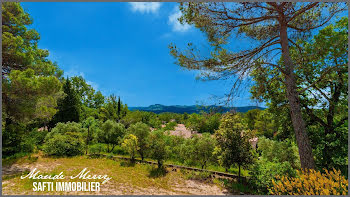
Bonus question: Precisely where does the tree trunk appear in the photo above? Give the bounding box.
[238,164,241,183]
[279,23,315,169]
[111,144,116,152]
[140,151,144,161]
[86,127,90,155]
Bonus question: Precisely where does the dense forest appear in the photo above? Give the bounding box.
[2,2,348,195]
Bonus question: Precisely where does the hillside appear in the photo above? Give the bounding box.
[129,104,265,114]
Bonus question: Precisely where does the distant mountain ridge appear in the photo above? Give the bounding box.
[129,104,265,114]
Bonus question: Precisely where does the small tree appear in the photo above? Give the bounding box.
[214,113,255,181]
[121,134,139,162]
[98,120,125,152]
[82,116,100,154]
[149,130,169,168]
[127,122,151,160]
[192,133,216,169]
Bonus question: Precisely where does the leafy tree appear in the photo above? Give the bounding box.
[92,91,105,109]
[2,2,63,77]
[170,2,346,169]
[3,69,62,124]
[244,109,262,131]
[2,2,63,130]
[70,76,95,107]
[254,110,277,138]
[49,77,81,127]
[127,122,151,160]
[214,113,255,181]
[99,94,127,122]
[121,134,139,162]
[192,133,216,169]
[97,120,125,152]
[149,130,169,168]
[82,117,100,154]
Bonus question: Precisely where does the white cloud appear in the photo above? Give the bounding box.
[86,80,99,91]
[64,68,99,90]
[65,67,85,78]
[129,2,161,14]
[168,8,191,32]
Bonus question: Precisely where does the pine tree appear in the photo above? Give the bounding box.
[117,96,121,120]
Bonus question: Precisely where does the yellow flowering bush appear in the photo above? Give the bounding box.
[269,168,348,195]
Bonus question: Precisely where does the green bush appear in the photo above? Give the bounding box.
[88,143,106,154]
[2,123,27,157]
[26,129,48,150]
[250,137,300,193]
[46,122,86,139]
[112,145,127,155]
[43,132,84,156]
[250,158,297,194]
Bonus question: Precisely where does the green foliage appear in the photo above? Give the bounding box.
[88,143,106,155]
[162,121,177,131]
[3,69,62,123]
[257,137,300,169]
[97,120,125,152]
[121,134,139,161]
[127,122,151,160]
[99,94,127,122]
[185,113,221,133]
[214,113,255,179]
[183,170,212,181]
[250,137,300,193]
[251,17,348,173]
[70,76,95,107]
[43,132,85,156]
[149,130,169,168]
[178,133,216,169]
[50,78,80,126]
[250,158,297,194]
[2,123,27,156]
[43,122,85,156]
[46,121,86,139]
[24,129,48,150]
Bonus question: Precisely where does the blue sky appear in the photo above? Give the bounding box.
[20,2,262,107]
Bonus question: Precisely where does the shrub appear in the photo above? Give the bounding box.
[112,145,127,155]
[25,129,49,150]
[88,143,106,155]
[97,120,125,152]
[184,171,212,182]
[269,168,348,195]
[127,122,150,160]
[250,158,297,194]
[257,137,300,169]
[48,122,85,137]
[43,132,84,156]
[250,137,300,193]
[149,130,169,168]
[121,134,139,161]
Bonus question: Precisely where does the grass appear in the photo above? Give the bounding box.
[90,146,251,178]
[2,155,229,195]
